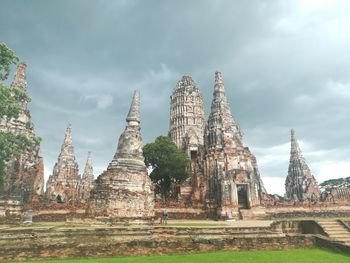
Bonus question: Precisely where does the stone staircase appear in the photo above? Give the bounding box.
[317,219,350,246]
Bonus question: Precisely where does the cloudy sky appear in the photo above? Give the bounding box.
[1,0,349,195]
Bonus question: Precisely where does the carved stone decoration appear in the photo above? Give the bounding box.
[169,75,206,201]
[88,91,154,220]
[169,75,205,152]
[78,152,95,202]
[0,62,44,203]
[45,124,80,203]
[203,71,266,218]
[285,129,321,201]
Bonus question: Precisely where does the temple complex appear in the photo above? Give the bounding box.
[78,152,94,202]
[88,91,154,219]
[45,124,80,203]
[0,62,44,203]
[285,129,321,201]
[169,71,266,218]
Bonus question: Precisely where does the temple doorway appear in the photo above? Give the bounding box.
[237,184,249,209]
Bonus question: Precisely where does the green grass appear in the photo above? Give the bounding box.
[14,249,349,263]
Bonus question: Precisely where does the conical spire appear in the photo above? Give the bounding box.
[126,90,140,125]
[206,71,242,148]
[108,91,145,170]
[82,151,94,183]
[61,123,74,156]
[11,62,27,90]
[51,123,79,178]
[290,129,304,160]
[286,129,320,200]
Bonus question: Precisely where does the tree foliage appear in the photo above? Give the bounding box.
[143,136,190,199]
[0,42,33,188]
[0,42,19,81]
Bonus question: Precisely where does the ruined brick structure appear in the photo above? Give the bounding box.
[0,62,44,203]
[88,91,154,219]
[78,152,94,202]
[169,71,266,218]
[285,129,321,201]
[169,75,206,201]
[46,124,80,203]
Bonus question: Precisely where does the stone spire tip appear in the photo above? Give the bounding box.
[11,62,27,89]
[215,71,223,84]
[126,90,140,125]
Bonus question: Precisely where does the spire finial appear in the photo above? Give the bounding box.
[11,62,27,90]
[126,90,140,125]
[290,128,303,158]
[215,71,223,84]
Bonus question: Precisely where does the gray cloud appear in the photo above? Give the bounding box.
[1,0,349,194]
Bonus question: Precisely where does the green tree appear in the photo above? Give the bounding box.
[143,136,190,200]
[0,43,33,188]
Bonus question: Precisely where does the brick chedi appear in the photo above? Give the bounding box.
[169,75,206,201]
[0,62,44,203]
[78,152,94,202]
[203,71,266,218]
[46,124,80,203]
[88,91,154,219]
[285,129,321,201]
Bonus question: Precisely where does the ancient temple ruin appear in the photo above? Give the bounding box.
[0,62,44,203]
[285,129,321,201]
[203,72,265,218]
[46,124,80,203]
[169,71,266,218]
[78,152,94,202]
[88,91,154,219]
[169,75,206,201]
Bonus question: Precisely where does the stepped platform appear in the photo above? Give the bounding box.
[0,219,349,261]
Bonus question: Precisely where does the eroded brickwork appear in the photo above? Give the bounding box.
[45,124,80,203]
[78,152,94,202]
[0,62,44,203]
[285,129,320,201]
[88,91,154,219]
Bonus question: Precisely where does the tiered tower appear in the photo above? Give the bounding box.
[203,71,265,218]
[89,91,154,219]
[285,129,320,201]
[169,75,205,200]
[78,152,95,202]
[46,124,80,202]
[0,62,44,202]
[169,75,205,153]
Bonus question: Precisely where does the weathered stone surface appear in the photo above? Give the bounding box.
[46,124,80,203]
[203,71,266,218]
[78,152,94,202]
[0,62,44,203]
[169,76,206,202]
[169,75,205,150]
[88,91,154,219]
[285,129,320,201]
[169,71,265,218]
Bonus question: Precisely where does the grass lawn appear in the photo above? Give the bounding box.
[15,249,349,263]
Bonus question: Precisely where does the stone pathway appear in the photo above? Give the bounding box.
[317,219,350,246]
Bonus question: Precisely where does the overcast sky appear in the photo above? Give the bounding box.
[1,0,349,195]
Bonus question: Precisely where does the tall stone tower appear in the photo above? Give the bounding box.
[88,91,154,219]
[169,75,206,200]
[46,124,80,202]
[169,75,205,154]
[203,71,265,218]
[78,152,95,202]
[0,62,44,203]
[285,129,320,201]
